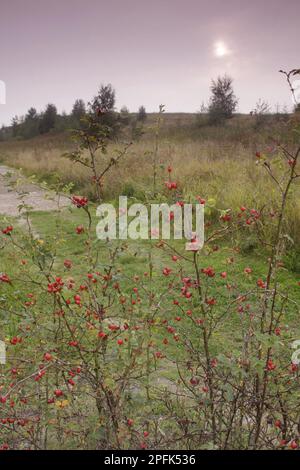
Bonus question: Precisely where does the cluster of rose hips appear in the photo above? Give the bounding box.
[238,206,261,225]
[76,225,85,234]
[71,196,88,208]
[1,225,13,235]
[202,266,215,277]
[9,336,22,345]
[0,273,11,283]
[165,181,177,190]
[47,277,64,293]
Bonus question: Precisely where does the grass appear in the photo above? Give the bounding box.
[1,113,300,371]
[1,195,300,449]
[1,114,300,246]
[1,206,299,356]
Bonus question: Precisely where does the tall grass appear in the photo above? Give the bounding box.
[0,115,299,247]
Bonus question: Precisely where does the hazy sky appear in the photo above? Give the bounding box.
[0,0,299,125]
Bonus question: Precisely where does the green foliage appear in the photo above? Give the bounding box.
[89,83,115,114]
[284,248,300,273]
[71,99,86,128]
[137,106,147,122]
[119,106,131,125]
[208,75,238,125]
[39,104,58,134]
[239,235,259,254]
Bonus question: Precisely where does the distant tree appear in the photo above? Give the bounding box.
[137,105,147,122]
[252,99,271,115]
[251,99,271,129]
[39,104,57,134]
[119,106,131,125]
[11,116,20,138]
[196,102,209,127]
[208,75,238,124]
[26,107,38,121]
[89,84,115,114]
[0,125,5,141]
[54,111,73,132]
[88,84,120,138]
[199,102,208,114]
[21,107,40,139]
[72,99,86,120]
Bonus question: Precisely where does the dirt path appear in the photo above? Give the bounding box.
[0,166,70,217]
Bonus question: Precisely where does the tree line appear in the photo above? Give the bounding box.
[0,84,147,141]
[1,75,295,142]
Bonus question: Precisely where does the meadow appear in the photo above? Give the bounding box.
[0,111,300,450]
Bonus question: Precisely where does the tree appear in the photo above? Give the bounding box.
[252,99,271,115]
[26,107,38,121]
[88,84,119,138]
[196,102,209,127]
[199,102,207,114]
[137,105,147,122]
[0,125,5,141]
[22,107,39,139]
[89,84,115,114]
[72,99,86,120]
[119,106,131,125]
[39,104,57,134]
[11,116,20,138]
[251,99,271,129]
[208,75,238,124]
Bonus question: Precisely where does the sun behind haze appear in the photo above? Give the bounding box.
[214,41,231,58]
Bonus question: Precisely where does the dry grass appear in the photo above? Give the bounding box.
[0,116,299,247]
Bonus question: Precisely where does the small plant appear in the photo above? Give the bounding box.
[63,111,132,203]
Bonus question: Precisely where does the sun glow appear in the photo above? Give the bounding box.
[214,41,230,58]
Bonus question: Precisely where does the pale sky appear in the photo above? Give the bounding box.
[0,0,299,125]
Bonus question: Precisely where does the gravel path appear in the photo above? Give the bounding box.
[0,166,70,216]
